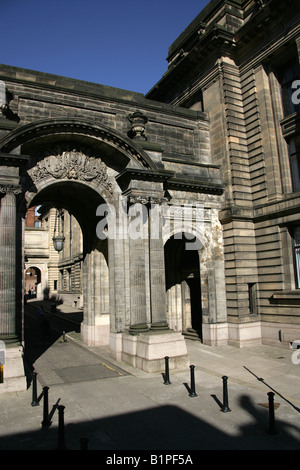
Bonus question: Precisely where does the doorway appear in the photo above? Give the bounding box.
[164,234,202,340]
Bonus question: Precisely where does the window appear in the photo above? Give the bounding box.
[293,226,300,289]
[288,137,300,191]
[60,269,64,290]
[277,60,300,116]
[248,283,257,315]
[67,268,72,291]
[69,215,72,256]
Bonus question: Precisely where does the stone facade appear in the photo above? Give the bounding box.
[0,0,299,390]
[147,0,300,348]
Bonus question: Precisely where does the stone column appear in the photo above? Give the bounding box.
[81,250,94,343]
[149,201,168,330]
[128,197,149,334]
[0,185,21,341]
[268,69,293,194]
[295,36,300,64]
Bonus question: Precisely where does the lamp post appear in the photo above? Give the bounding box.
[53,208,65,252]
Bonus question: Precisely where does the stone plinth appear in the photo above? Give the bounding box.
[228,321,262,348]
[202,322,228,346]
[0,341,26,393]
[111,330,189,373]
[81,315,110,346]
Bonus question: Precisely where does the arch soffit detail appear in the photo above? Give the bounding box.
[25,169,119,209]
[24,265,42,272]
[163,228,205,251]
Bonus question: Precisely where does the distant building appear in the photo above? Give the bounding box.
[0,0,299,391]
[24,205,48,300]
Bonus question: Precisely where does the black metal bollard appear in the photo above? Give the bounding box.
[163,356,171,385]
[31,372,40,407]
[79,437,89,450]
[189,365,198,397]
[57,405,66,450]
[221,376,231,412]
[42,386,50,427]
[267,392,278,435]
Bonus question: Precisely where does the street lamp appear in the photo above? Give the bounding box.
[53,208,65,252]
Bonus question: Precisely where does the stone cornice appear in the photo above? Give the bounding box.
[146,0,299,103]
[167,24,236,64]
[0,152,30,166]
[116,168,174,191]
[116,167,224,196]
[146,26,236,101]
[0,65,205,123]
[219,193,300,224]
[167,177,224,195]
[280,112,300,139]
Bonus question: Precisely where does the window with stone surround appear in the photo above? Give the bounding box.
[266,47,300,194]
[288,137,300,192]
[67,267,72,291]
[277,59,300,117]
[248,282,257,315]
[60,269,64,291]
[293,226,300,289]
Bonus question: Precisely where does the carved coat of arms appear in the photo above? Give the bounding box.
[29,150,112,192]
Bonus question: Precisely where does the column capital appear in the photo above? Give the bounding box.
[128,195,168,206]
[0,184,22,195]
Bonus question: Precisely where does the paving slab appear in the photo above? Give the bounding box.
[1,313,300,451]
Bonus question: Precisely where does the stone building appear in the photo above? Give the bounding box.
[38,206,84,308]
[24,206,48,300]
[0,0,299,391]
[147,0,300,348]
[24,205,83,306]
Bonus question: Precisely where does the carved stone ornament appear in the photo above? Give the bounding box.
[29,150,112,193]
[129,195,149,205]
[0,184,22,195]
[129,195,169,206]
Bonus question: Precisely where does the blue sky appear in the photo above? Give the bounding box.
[0,0,210,95]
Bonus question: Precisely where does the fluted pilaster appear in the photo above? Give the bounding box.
[0,185,21,338]
[149,202,168,329]
[128,198,148,333]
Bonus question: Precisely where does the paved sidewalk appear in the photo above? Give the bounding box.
[0,304,300,451]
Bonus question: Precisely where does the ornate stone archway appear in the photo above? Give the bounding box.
[0,118,191,389]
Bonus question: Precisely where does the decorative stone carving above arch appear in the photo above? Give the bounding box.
[28,149,113,194]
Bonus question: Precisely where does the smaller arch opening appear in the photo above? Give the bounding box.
[25,266,41,299]
[164,233,202,341]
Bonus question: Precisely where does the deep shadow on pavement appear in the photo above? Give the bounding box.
[0,399,300,451]
[23,300,82,381]
[1,299,299,452]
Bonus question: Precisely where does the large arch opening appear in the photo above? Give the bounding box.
[24,177,110,334]
[4,119,156,353]
[164,233,203,341]
[1,118,192,376]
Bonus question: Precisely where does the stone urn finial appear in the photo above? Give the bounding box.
[128,110,148,140]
